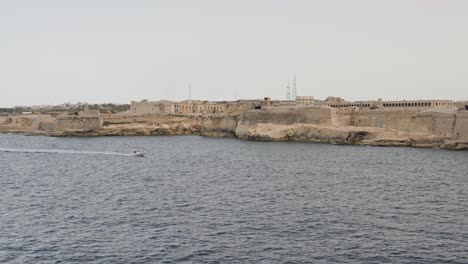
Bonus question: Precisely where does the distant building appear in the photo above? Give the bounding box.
[324,98,455,110]
[174,101,227,114]
[130,100,176,115]
[296,96,315,106]
[130,99,228,115]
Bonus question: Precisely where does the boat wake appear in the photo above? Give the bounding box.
[0,148,133,157]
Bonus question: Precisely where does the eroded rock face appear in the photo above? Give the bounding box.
[1,107,467,150]
[200,115,239,137]
[234,122,465,149]
[233,107,468,150]
[56,121,203,137]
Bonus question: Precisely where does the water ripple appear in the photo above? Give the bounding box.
[0,134,467,263]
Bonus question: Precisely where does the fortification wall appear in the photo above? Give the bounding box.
[336,109,461,138]
[340,110,422,133]
[102,114,161,125]
[31,115,55,130]
[454,111,468,140]
[240,106,336,126]
[39,122,57,132]
[8,116,35,127]
[5,115,54,129]
[415,111,456,137]
[101,114,194,126]
[55,116,103,131]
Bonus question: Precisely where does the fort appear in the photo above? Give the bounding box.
[1,96,467,150]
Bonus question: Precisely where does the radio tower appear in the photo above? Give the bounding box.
[189,83,192,102]
[292,72,297,100]
[286,80,291,100]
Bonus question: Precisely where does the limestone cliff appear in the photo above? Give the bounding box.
[235,122,458,148]
[200,115,239,137]
[1,106,467,150]
[235,107,468,150]
[56,115,202,136]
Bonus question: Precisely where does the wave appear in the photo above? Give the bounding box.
[0,148,132,156]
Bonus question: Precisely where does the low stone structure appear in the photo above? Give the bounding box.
[55,108,103,133]
[55,115,102,132]
[325,98,455,109]
[295,96,315,106]
[174,101,227,114]
[130,99,228,115]
[0,114,54,133]
[130,100,176,115]
[239,106,336,126]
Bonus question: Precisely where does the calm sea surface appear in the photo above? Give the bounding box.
[0,134,467,263]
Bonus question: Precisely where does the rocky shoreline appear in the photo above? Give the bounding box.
[1,106,468,151]
[2,121,467,151]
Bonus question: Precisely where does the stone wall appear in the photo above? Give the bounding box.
[8,116,35,127]
[235,106,337,141]
[239,106,336,126]
[454,111,468,140]
[130,100,176,115]
[341,109,460,138]
[55,115,103,132]
[6,115,54,129]
[339,110,422,132]
[130,100,159,115]
[39,122,57,132]
[101,114,195,126]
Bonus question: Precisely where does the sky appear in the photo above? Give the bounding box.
[0,0,467,107]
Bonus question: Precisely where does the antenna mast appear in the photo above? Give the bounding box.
[189,83,192,102]
[292,72,297,100]
[286,80,291,100]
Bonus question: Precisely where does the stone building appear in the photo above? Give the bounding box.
[130,99,228,115]
[173,101,227,114]
[55,107,103,132]
[130,100,176,115]
[296,96,315,106]
[326,98,455,110]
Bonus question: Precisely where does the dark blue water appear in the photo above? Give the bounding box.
[1,134,467,263]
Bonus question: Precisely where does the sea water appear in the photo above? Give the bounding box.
[1,134,467,263]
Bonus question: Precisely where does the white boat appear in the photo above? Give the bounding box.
[131,151,145,157]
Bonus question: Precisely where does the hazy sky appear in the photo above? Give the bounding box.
[1,0,467,107]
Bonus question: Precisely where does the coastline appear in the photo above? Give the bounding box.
[1,105,468,151]
[1,125,467,151]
